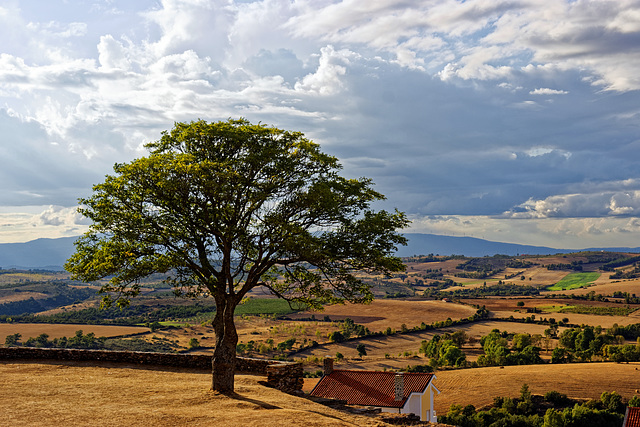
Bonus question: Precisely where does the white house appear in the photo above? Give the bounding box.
[309,358,439,422]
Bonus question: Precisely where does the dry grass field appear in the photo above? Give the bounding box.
[10,359,636,426]
[0,291,49,304]
[303,362,640,415]
[4,253,640,425]
[294,300,477,331]
[294,319,555,371]
[465,297,640,328]
[434,362,640,414]
[0,324,148,343]
[0,361,397,427]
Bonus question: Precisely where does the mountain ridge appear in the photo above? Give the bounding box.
[395,233,640,258]
[1,234,639,270]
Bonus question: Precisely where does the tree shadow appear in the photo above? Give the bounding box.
[220,390,282,410]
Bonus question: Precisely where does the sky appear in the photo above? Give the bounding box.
[1,0,639,250]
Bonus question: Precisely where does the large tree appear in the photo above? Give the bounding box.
[65,119,408,392]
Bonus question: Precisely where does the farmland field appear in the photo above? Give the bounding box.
[434,362,640,414]
[546,272,601,291]
[0,324,148,343]
[295,318,554,371]
[4,251,640,425]
[291,299,477,331]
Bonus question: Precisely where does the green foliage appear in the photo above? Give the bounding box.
[4,332,21,347]
[188,337,200,350]
[439,385,627,427]
[419,333,467,367]
[601,255,640,271]
[476,330,543,367]
[328,331,345,343]
[403,364,433,373]
[423,282,540,299]
[339,318,370,339]
[544,391,570,406]
[276,338,296,352]
[66,118,408,310]
[600,391,624,413]
[558,305,636,316]
[148,321,162,332]
[0,283,96,316]
[64,119,408,392]
[1,303,216,325]
[16,330,177,352]
[552,325,640,362]
[356,343,367,357]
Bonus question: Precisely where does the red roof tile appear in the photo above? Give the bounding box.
[625,407,640,427]
[309,370,435,408]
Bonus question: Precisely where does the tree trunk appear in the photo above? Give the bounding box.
[212,297,238,393]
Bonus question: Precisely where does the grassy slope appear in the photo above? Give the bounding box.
[0,362,389,427]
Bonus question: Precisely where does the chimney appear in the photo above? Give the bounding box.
[323,356,334,376]
[394,373,404,401]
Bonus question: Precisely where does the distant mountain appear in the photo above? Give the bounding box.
[1,234,639,270]
[0,236,78,270]
[397,233,640,258]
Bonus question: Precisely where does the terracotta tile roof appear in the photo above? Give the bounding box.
[309,370,435,408]
[625,407,640,427]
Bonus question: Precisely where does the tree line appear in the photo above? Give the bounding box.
[440,384,635,427]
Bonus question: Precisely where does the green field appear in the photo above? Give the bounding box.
[546,272,601,291]
[234,298,307,316]
[538,304,575,313]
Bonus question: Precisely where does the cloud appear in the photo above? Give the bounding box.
[503,189,640,219]
[97,35,131,70]
[37,205,89,227]
[530,88,569,95]
[0,205,90,243]
[0,0,639,249]
[409,214,640,249]
[294,46,355,95]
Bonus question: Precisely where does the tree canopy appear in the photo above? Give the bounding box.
[65,118,408,392]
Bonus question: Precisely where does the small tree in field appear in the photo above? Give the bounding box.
[356,343,367,357]
[65,119,408,393]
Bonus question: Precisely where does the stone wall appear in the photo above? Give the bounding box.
[0,347,303,392]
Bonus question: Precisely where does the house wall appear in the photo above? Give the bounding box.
[404,393,422,419]
[412,384,437,422]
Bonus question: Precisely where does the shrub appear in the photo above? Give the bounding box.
[188,338,200,350]
[356,343,367,357]
[545,390,569,405]
[4,333,21,347]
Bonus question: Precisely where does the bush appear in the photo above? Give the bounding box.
[356,343,367,357]
[328,331,344,343]
[4,333,21,347]
[545,390,570,405]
